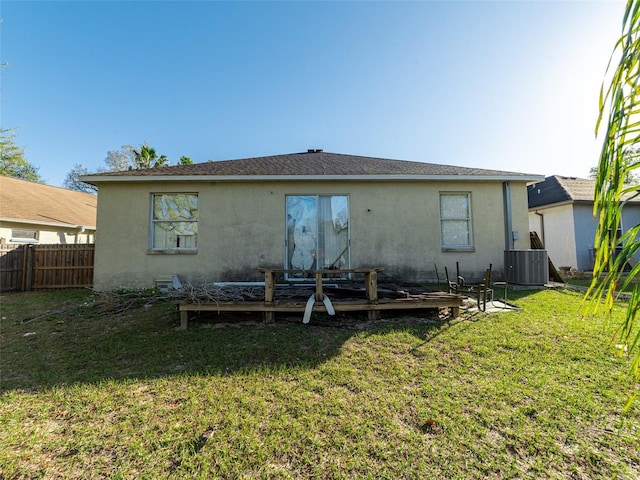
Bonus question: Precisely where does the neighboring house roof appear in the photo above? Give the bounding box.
[81,150,543,183]
[528,175,640,209]
[0,176,97,228]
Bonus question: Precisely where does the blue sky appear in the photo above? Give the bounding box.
[1,0,627,187]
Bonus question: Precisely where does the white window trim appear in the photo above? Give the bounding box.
[10,229,39,244]
[439,192,474,251]
[10,237,40,244]
[148,193,199,254]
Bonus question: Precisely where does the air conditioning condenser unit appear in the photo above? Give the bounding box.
[504,250,548,286]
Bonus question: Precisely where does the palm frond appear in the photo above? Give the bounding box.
[588,0,640,411]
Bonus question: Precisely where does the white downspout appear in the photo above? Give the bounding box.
[535,211,545,246]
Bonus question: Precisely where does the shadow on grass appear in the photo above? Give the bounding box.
[0,290,490,392]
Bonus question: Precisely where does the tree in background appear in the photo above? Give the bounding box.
[104,144,136,172]
[65,143,192,192]
[63,164,98,194]
[588,147,640,183]
[0,129,43,182]
[132,144,168,169]
[587,0,640,410]
[104,143,169,171]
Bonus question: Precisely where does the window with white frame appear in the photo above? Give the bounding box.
[440,192,473,249]
[10,229,38,243]
[150,193,198,251]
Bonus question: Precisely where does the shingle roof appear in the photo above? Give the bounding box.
[527,175,640,208]
[528,176,591,208]
[82,150,540,181]
[0,176,97,228]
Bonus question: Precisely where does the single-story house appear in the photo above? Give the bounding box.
[0,175,97,245]
[528,175,640,271]
[81,150,543,291]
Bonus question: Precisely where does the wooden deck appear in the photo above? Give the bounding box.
[175,267,463,329]
[176,292,463,329]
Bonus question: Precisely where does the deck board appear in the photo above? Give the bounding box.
[176,293,463,329]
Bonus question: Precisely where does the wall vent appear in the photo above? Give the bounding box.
[504,250,548,285]
[155,275,182,292]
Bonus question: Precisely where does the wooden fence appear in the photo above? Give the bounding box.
[0,244,95,292]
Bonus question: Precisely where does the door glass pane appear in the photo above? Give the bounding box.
[319,195,349,269]
[286,195,349,275]
[287,196,317,270]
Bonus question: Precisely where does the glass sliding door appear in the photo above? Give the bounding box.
[286,195,349,277]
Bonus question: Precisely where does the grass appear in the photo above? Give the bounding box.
[1,287,639,478]
[562,273,640,294]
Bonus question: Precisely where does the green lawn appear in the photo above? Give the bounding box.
[0,288,638,479]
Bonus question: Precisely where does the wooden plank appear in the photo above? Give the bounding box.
[27,265,94,271]
[0,245,23,292]
[24,245,33,292]
[264,271,275,302]
[263,270,276,323]
[365,270,378,302]
[365,270,379,320]
[32,244,95,289]
[1,243,94,291]
[177,267,461,328]
[176,291,463,328]
[258,268,385,274]
[259,267,387,322]
[179,309,189,330]
[315,271,324,301]
[177,297,463,313]
[34,284,93,289]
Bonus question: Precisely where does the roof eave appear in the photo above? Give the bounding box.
[530,197,640,211]
[80,174,545,184]
[0,217,97,230]
[528,199,575,210]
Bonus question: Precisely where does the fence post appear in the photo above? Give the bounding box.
[20,245,27,291]
[22,245,34,292]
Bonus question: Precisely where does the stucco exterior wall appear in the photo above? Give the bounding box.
[92,179,530,291]
[574,204,640,270]
[0,221,95,245]
[528,211,543,244]
[528,204,576,269]
[572,204,597,270]
[618,204,640,267]
[529,202,640,272]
